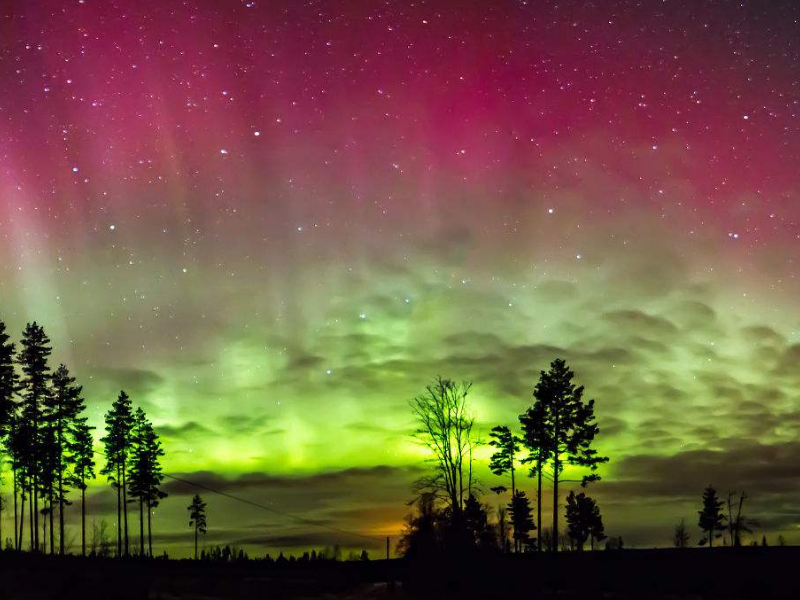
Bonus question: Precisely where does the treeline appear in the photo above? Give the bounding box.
[195,545,371,563]
[401,358,609,557]
[0,317,167,557]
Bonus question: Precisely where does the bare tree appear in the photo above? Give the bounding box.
[410,377,476,517]
[727,491,757,547]
[673,518,690,548]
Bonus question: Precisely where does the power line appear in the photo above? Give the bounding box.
[161,472,384,543]
[91,449,387,544]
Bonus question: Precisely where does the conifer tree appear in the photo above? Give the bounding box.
[188,494,207,560]
[488,425,521,550]
[507,490,535,551]
[129,408,167,558]
[519,400,552,551]
[46,364,85,554]
[17,322,53,553]
[101,390,135,556]
[698,485,725,548]
[531,359,608,552]
[565,491,604,551]
[0,317,19,544]
[69,418,95,556]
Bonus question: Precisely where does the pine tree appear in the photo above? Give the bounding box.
[69,417,96,556]
[101,390,135,557]
[142,419,167,558]
[519,400,552,552]
[17,322,53,553]
[188,494,207,560]
[0,317,19,546]
[129,408,167,558]
[698,485,725,548]
[488,425,521,551]
[507,490,535,551]
[45,364,85,554]
[532,359,608,552]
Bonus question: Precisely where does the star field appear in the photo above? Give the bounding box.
[1,0,800,554]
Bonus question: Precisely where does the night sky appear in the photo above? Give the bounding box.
[1,0,800,555]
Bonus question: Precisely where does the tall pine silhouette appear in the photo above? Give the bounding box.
[488,425,521,550]
[0,317,18,546]
[69,417,96,556]
[46,364,85,554]
[129,408,168,557]
[18,322,53,552]
[698,485,725,548]
[101,390,135,557]
[532,359,608,552]
[188,494,207,560]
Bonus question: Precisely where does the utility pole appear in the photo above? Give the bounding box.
[386,536,390,560]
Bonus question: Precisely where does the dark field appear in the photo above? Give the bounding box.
[1,548,798,599]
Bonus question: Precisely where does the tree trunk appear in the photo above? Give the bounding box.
[552,412,560,554]
[58,460,65,555]
[122,463,129,556]
[139,498,144,558]
[194,524,198,560]
[18,487,25,551]
[49,483,54,554]
[28,484,34,551]
[13,469,18,550]
[537,461,543,553]
[81,483,86,557]
[147,501,152,558]
[510,464,516,552]
[32,475,38,552]
[116,465,122,558]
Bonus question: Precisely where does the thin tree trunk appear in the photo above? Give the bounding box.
[537,461,543,553]
[194,524,198,560]
[18,487,25,551]
[33,475,38,552]
[13,469,18,550]
[510,463,516,552]
[58,460,65,555]
[122,463,129,556]
[81,483,86,557]
[28,483,34,551]
[116,465,121,558]
[49,483,54,554]
[139,498,144,558]
[552,413,560,554]
[147,501,152,558]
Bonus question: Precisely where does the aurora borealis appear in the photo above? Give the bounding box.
[1,0,800,555]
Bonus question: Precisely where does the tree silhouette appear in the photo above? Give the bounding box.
[17,322,53,553]
[46,364,85,555]
[507,490,535,551]
[410,377,476,519]
[188,494,207,560]
[519,399,552,552]
[488,425,521,551]
[698,485,725,547]
[673,518,690,548]
[464,493,496,550]
[129,408,168,558]
[532,359,608,552]
[726,491,757,547]
[0,317,18,548]
[101,390,135,557]
[69,417,95,556]
[565,491,603,551]
[496,505,510,553]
